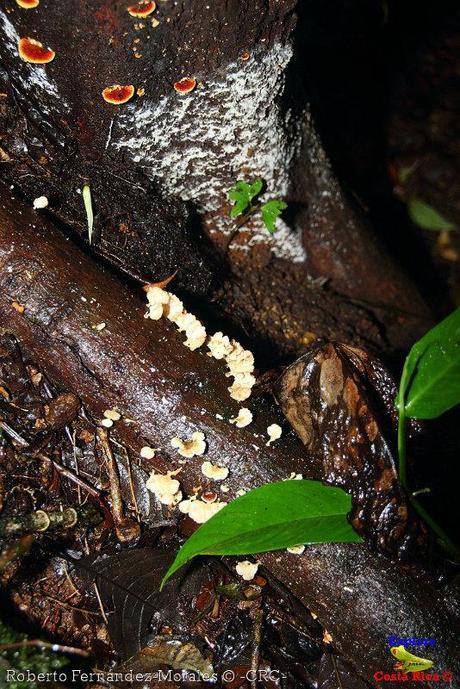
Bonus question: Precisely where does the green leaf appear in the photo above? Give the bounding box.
[408,198,454,232]
[161,480,361,588]
[397,308,460,419]
[261,199,287,234]
[228,178,263,218]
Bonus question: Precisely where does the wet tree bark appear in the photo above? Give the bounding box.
[0,0,432,359]
[0,190,458,686]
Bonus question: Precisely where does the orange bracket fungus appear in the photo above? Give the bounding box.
[102,84,135,105]
[173,77,197,95]
[16,0,39,8]
[18,37,55,64]
[127,0,156,18]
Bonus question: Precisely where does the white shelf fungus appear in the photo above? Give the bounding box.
[171,431,206,458]
[201,461,229,481]
[145,285,206,350]
[144,286,256,399]
[146,471,182,507]
[229,408,253,428]
[179,497,226,523]
[266,423,282,446]
[235,560,259,581]
[207,332,233,360]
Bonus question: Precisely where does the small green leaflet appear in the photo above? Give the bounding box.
[161,480,361,588]
[228,178,263,218]
[397,308,460,419]
[261,199,287,234]
[408,198,454,232]
[82,184,94,245]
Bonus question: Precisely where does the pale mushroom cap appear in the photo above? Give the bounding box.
[235,560,259,581]
[229,408,253,428]
[103,409,121,421]
[171,431,206,457]
[183,499,226,523]
[266,423,282,445]
[201,461,229,481]
[140,446,157,459]
[146,472,182,506]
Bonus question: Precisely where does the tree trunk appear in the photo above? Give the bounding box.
[0,0,432,359]
[1,189,458,686]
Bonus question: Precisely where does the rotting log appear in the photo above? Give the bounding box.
[0,0,433,357]
[0,189,458,686]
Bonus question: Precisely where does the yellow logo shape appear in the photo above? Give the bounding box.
[390,645,434,673]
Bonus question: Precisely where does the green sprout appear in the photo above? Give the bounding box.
[228,178,287,235]
[82,184,94,245]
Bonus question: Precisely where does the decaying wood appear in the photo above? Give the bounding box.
[1,189,458,685]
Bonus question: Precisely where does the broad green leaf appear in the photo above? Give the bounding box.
[397,309,460,419]
[228,178,263,218]
[261,199,287,234]
[161,480,361,588]
[408,198,454,232]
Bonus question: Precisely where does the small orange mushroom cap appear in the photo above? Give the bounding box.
[173,77,197,95]
[18,37,55,64]
[127,0,156,18]
[102,84,135,105]
[16,0,39,8]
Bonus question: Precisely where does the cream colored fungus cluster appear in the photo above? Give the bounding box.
[144,287,287,528]
[145,286,255,401]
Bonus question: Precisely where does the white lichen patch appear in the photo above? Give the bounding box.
[146,471,182,507]
[179,497,226,524]
[229,408,253,428]
[201,461,229,481]
[266,423,282,446]
[287,544,305,555]
[235,560,259,581]
[114,42,306,263]
[171,431,206,458]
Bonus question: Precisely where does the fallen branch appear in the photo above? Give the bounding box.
[0,189,458,684]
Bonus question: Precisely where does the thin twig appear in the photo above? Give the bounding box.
[97,428,140,542]
[92,582,109,626]
[0,639,90,658]
[0,420,29,446]
[250,602,263,689]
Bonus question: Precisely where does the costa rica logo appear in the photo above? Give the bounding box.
[390,645,434,673]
